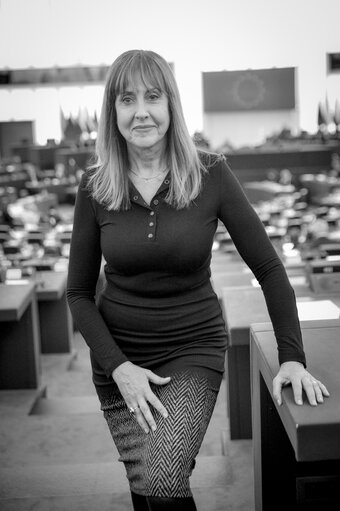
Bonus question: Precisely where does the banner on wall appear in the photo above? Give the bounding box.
[203,67,295,112]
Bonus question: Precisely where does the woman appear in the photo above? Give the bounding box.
[67,49,329,511]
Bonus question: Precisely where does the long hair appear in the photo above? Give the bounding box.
[87,49,205,210]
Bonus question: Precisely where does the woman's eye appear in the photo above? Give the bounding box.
[148,92,160,100]
[122,96,133,104]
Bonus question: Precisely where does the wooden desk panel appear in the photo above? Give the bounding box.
[211,266,307,302]
[0,283,41,389]
[251,320,340,509]
[221,285,340,439]
[0,283,36,321]
[35,271,73,354]
[35,271,67,300]
[222,286,340,347]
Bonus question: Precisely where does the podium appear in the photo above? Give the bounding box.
[251,320,340,510]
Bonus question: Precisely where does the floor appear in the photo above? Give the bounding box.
[0,330,254,511]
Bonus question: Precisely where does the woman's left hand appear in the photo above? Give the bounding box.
[273,361,330,406]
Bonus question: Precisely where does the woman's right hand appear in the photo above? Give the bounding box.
[112,361,171,434]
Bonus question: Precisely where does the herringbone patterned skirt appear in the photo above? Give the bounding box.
[97,370,219,497]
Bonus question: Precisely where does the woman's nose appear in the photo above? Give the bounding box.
[135,99,149,120]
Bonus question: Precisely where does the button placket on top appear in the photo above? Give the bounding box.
[129,173,171,242]
[147,207,157,240]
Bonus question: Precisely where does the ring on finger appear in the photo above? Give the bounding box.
[129,406,137,414]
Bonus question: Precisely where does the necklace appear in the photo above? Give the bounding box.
[129,168,168,182]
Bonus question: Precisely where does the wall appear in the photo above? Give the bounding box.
[0,0,339,146]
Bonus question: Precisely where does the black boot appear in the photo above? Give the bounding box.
[130,491,150,511]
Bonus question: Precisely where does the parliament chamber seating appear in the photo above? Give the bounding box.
[211,180,340,438]
[0,177,76,391]
[210,176,340,507]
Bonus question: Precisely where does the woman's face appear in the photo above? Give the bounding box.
[115,76,170,153]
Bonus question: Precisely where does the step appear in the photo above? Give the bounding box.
[0,386,46,418]
[67,351,92,372]
[28,394,227,457]
[0,456,232,499]
[41,370,97,398]
[40,348,96,398]
[1,411,229,469]
[29,395,101,415]
[41,350,77,379]
[0,492,133,511]
[1,416,227,469]
[0,414,118,467]
[221,429,254,495]
[0,485,255,511]
[0,457,256,510]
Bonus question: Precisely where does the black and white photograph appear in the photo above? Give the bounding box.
[0,1,340,510]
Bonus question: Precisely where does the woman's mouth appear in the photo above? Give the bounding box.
[133,125,155,131]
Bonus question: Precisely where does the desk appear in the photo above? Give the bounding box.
[300,174,340,205]
[35,271,73,353]
[251,320,340,509]
[212,270,307,303]
[221,285,340,439]
[0,283,40,389]
[243,181,294,203]
[26,182,69,204]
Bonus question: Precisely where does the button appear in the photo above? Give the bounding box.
[133,195,139,201]
[148,233,154,238]
[164,179,170,184]
[149,222,154,227]
[150,211,155,216]
[153,199,159,205]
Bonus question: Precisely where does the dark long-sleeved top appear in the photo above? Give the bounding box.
[67,152,306,389]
